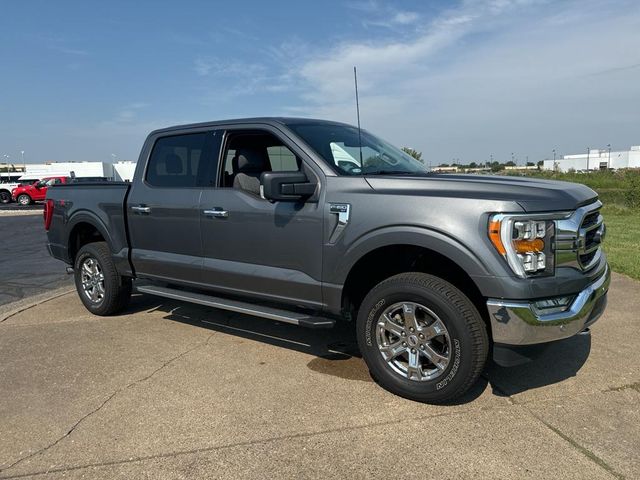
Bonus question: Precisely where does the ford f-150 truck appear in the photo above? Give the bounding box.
[45,118,609,403]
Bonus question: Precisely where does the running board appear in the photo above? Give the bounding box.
[135,285,335,329]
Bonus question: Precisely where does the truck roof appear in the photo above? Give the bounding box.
[149,117,354,136]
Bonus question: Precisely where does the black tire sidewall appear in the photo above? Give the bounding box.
[357,276,481,402]
[73,242,127,315]
[0,191,10,203]
[18,194,31,205]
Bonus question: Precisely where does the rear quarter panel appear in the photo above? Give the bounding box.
[46,183,131,274]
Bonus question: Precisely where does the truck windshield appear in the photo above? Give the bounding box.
[286,122,431,176]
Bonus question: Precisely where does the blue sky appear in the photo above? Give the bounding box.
[1,0,639,165]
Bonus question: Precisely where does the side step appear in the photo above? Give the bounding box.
[135,285,335,329]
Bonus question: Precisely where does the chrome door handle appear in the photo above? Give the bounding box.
[203,209,229,218]
[131,206,151,214]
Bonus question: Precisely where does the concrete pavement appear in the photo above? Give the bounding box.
[0,274,638,479]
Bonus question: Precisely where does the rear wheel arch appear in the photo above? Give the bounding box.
[67,218,110,264]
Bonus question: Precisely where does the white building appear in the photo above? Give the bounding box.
[24,161,136,181]
[543,146,640,172]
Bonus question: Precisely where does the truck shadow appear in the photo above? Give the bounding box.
[485,334,591,397]
[126,294,591,404]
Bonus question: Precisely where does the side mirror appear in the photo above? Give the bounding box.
[261,171,316,202]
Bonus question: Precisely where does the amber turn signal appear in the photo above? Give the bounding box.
[513,238,545,253]
[488,219,506,255]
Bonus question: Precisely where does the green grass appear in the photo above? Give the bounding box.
[600,205,640,280]
[505,170,640,280]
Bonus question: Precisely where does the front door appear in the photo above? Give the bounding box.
[199,128,324,309]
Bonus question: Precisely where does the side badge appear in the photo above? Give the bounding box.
[329,203,351,244]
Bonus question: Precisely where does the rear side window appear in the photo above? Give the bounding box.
[146,133,207,187]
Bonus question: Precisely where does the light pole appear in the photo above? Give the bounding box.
[586,147,590,171]
[607,144,611,170]
[110,153,117,163]
[552,149,556,162]
[2,155,9,181]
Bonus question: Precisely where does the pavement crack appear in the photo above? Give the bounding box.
[0,332,215,475]
[523,407,625,480]
[605,381,640,393]
[0,407,478,479]
[0,290,74,324]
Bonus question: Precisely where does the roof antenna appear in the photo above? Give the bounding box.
[354,66,364,168]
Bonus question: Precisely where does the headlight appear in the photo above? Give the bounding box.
[488,214,555,278]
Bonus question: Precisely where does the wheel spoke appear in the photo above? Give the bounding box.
[379,340,406,361]
[422,344,449,370]
[407,348,422,379]
[402,303,419,332]
[82,262,92,275]
[378,314,404,338]
[422,319,447,340]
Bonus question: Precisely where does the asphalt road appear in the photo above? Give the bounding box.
[0,212,72,306]
[0,274,638,479]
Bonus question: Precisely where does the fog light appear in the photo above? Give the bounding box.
[534,296,574,314]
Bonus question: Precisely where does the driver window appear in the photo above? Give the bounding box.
[220,131,301,196]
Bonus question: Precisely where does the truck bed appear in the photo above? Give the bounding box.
[46,182,133,275]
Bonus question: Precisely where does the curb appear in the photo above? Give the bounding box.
[0,287,76,323]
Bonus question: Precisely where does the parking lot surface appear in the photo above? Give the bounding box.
[0,213,71,306]
[0,272,638,479]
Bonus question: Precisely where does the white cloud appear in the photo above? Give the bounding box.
[194,58,213,76]
[281,0,640,163]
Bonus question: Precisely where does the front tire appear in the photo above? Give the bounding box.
[74,241,132,315]
[17,194,32,206]
[356,273,489,403]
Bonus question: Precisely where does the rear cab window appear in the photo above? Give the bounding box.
[146,131,222,188]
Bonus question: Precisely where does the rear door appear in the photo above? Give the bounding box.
[127,130,221,284]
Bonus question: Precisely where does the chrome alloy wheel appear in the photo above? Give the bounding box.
[80,257,105,303]
[375,302,452,381]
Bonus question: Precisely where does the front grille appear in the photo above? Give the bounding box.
[578,208,603,270]
[579,249,598,267]
[582,211,600,229]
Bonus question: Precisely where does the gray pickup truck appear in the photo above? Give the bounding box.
[45,118,609,403]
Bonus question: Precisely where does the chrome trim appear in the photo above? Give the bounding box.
[555,201,603,271]
[487,264,610,345]
[131,206,151,214]
[203,208,229,218]
[328,203,350,244]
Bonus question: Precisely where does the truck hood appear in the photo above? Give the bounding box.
[365,174,598,212]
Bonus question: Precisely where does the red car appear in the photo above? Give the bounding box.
[12,176,69,205]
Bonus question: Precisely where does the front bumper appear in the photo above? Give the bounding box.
[486,264,610,345]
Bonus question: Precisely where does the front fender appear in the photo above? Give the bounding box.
[333,225,492,284]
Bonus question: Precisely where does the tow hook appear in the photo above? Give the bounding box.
[65,267,74,275]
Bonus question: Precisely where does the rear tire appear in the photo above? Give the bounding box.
[74,241,131,315]
[17,194,32,206]
[356,272,489,404]
[0,191,10,204]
